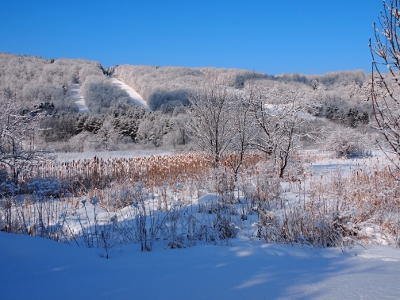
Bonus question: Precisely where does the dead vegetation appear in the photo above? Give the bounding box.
[1,151,399,251]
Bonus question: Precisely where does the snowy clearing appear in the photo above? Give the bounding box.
[55,148,172,162]
[1,232,399,300]
[69,84,89,113]
[109,77,149,110]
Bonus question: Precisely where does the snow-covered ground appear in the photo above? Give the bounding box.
[1,231,399,300]
[55,149,172,162]
[2,150,400,299]
[69,84,89,113]
[109,77,149,110]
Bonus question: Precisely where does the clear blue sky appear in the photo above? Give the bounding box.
[0,0,383,75]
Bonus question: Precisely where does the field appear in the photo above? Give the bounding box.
[1,149,399,250]
[1,149,400,299]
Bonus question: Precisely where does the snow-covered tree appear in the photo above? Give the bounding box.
[370,0,400,173]
[226,89,257,180]
[0,99,49,183]
[320,122,371,158]
[96,121,120,151]
[162,114,190,148]
[186,81,236,166]
[247,82,304,178]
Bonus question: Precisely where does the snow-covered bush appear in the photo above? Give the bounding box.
[320,123,371,158]
[27,179,61,197]
[0,182,20,197]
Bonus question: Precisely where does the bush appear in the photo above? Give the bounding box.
[320,123,371,158]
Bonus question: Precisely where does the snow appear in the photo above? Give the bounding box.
[69,84,89,113]
[308,150,384,176]
[109,77,149,110]
[1,232,399,299]
[69,78,148,114]
[2,150,400,299]
[55,149,172,162]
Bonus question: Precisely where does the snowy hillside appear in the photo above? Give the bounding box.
[109,77,149,110]
[68,78,148,114]
[69,84,89,113]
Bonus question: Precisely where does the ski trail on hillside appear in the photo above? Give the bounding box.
[69,84,89,113]
[109,77,149,110]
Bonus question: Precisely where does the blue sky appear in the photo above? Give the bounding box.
[0,0,383,75]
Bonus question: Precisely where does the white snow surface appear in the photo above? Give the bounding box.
[1,232,399,300]
[69,84,89,113]
[55,149,172,162]
[109,77,149,110]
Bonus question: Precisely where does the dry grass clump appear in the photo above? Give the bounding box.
[268,157,400,248]
[335,160,400,245]
[21,152,264,208]
[30,152,212,193]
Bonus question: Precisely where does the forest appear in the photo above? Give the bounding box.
[0,52,371,153]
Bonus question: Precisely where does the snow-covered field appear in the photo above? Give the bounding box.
[55,148,172,162]
[1,231,399,300]
[1,151,400,299]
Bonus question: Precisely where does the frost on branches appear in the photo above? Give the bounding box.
[0,100,50,183]
[370,0,400,175]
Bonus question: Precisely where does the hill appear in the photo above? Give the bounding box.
[0,52,372,152]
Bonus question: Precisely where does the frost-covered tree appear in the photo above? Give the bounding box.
[162,114,190,148]
[112,106,146,141]
[83,114,105,134]
[226,89,257,180]
[247,82,304,178]
[0,99,49,183]
[0,53,104,110]
[186,82,236,166]
[96,121,120,151]
[369,0,400,173]
[80,75,132,114]
[136,112,172,146]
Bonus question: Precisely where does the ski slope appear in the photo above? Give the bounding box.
[109,77,149,110]
[69,84,89,113]
[69,78,148,114]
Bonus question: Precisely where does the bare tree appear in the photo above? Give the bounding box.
[225,89,258,181]
[247,82,303,178]
[187,79,304,178]
[369,0,400,173]
[186,81,236,166]
[0,100,49,183]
